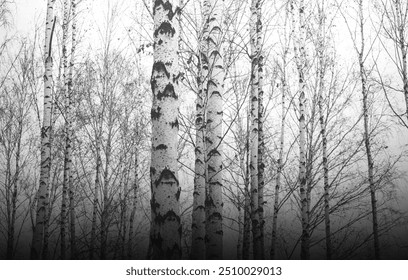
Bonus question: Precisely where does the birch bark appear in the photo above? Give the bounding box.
[68,0,77,259]
[205,0,224,260]
[271,60,287,260]
[191,0,210,260]
[149,0,181,259]
[249,0,261,260]
[31,0,56,260]
[291,0,309,260]
[256,1,265,259]
[316,2,332,259]
[60,0,70,260]
[242,106,251,260]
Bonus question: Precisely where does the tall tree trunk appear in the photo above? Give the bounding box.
[357,0,380,259]
[68,0,77,260]
[249,0,261,260]
[242,106,251,260]
[205,0,224,260]
[60,0,70,260]
[149,0,181,260]
[191,0,209,260]
[291,0,309,260]
[394,0,408,122]
[271,62,287,260]
[31,0,56,260]
[316,2,332,260]
[256,1,265,259]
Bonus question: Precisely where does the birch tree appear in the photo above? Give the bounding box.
[205,0,224,260]
[256,0,265,260]
[249,0,263,260]
[191,0,209,260]
[31,0,56,260]
[291,0,309,260]
[0,41,38,259]
[149,0,182,259]
[271,54,289,260]
[68,0,77,259]
[60,0,70,260]
[316,0,332,260]
[356,0,380,259]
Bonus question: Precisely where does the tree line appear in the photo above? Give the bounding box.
[0,0,407,260]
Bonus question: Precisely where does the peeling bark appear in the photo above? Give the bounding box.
[205,0,224,260]
[149,0,181,260]
[249,0,260,260]
[191,0,210,260]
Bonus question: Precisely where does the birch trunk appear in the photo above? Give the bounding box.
[394,0,408,122]
[291,0,309,260]
[357,0,380,259]
[205,0,224,260]
[242,106,251,260]
[316,3,332,260]
[31,0,55,259]
[68,0,77,259]
[256,1,265,259]
[191,0,210,260]
[149,0,181,259]
[249,0,261,260]
[271,63,287,260]
[60,0,70,260]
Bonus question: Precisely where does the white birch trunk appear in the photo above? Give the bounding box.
[256,1,265,259]
[68,0,77,260]
[149,0,181,259]
[191,0,210,260]
[242,106,251,260]
[60,0,70,260]
[271,62,287,260]
[31,0,55,260]
[291,0,309,260]
[249,0,261,260]
[316,2,332,260]
[394,0,408,122]
[205,0,224,260]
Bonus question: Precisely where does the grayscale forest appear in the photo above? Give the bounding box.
[0,0,407,260]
